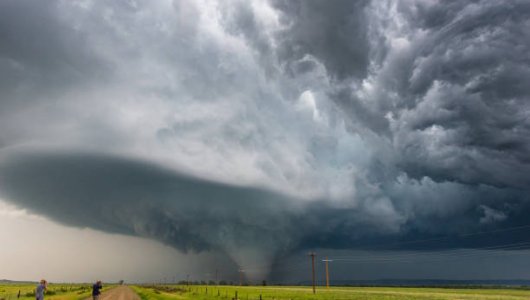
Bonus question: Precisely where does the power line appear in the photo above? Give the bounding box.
[327,241,530,264]
[219,240,530,279]
[349,224,530,250]
[197,223,530,283]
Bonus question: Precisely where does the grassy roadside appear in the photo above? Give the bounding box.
[130,285,530,300]
[131,285,186,300]
[0,284,114,300]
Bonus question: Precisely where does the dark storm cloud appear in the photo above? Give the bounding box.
[1,0,530,279]
[0,0,109,103]
[0,150,301,254]
[1,149,529,256]
[270,0,370,80]
[0,0,112,149]
[249,0,530,249]
[0,150,409,254]
[264,0,530,190]
[386,0,530,189]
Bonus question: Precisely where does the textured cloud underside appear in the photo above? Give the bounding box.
[1,0,530,275]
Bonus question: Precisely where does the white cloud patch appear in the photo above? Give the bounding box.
[479,205,507,225]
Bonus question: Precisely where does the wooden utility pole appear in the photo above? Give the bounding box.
[215,269,219,285]
[308,252,316,294]
[322,257,333,289]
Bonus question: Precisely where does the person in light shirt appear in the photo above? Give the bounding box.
[35,279,47,300]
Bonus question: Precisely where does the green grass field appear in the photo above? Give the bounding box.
[0,283,112,300]
[130,285,530,300]
[4,284,530,300]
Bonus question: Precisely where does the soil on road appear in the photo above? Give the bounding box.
[88,285,140,300]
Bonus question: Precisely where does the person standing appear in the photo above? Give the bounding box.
[92,280,103,300]
[35,279,47,300]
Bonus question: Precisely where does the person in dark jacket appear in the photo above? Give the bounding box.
[92,280,103,300]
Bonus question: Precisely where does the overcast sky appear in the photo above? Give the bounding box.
[1,0,530,283]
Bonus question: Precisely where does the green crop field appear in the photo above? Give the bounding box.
[0,283,112,300]
[4,283,530,299]
[130,285,530,300]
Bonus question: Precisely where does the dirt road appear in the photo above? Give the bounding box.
[87,286,141,300]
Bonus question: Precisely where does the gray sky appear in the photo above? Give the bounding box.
[1,0,530,283]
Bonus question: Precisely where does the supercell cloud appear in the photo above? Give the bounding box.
[1,0,530,278]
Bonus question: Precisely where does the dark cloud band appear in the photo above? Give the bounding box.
[1,150,529,255]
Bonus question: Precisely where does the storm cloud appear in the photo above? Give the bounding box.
[1,0,530,279]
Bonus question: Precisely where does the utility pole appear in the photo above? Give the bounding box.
[322,257,333,289]
[215,269,219,285]
[308,252,316,294]
[239,268,244,286]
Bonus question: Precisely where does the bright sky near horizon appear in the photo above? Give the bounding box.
[0,200,219,283]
